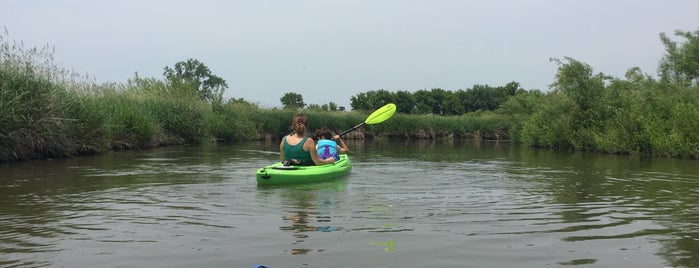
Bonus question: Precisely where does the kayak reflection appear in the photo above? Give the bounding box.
[274,180,347,255]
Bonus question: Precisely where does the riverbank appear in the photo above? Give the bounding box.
[3,28,699,162]
[0,34,508,162]
[2,70,697,162]
[0,66,509,162]
[0,59,696,162]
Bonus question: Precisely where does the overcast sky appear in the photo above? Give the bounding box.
[2,0,698,108]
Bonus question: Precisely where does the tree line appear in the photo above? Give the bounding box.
[279,92,340,111]
[349,82,522,115]
[280,82,522,115]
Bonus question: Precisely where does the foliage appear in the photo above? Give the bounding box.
[0,68,73,160]
[371,111,510,140]
[350,89,395,111]
[495,89,545,142]
[328,101,338,111]
[350,83,520,115]
[206,99,259,142]
[394,90,415,114]
[163,58,228,103]
[5,27,699,162]
[659,28,699,86]
[307,101,340,112]
[496,89,545,116]
[519,92,575,149]
[280,92,305,110]
[414,88,448,114]
[255,108,296,138]
[512,27,699,157]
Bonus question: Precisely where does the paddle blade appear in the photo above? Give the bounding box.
[365,103,396,125]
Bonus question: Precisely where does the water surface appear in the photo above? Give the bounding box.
[1,140,698,267]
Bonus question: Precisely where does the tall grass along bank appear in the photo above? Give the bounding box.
[3,27,699,162]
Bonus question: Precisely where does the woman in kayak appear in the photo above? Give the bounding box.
[280,113,336,166]
[314,128,349,161]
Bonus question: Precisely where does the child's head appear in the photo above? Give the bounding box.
[315,128,333,140]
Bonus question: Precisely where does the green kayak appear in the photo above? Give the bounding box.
[256,154,352,185]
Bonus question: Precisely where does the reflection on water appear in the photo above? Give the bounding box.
[280,210,343,255]
[262,180,348,255]
[370,240,396,252]
[281,211,314,255]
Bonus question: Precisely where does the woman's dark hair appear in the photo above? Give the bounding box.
[291,113,308,135]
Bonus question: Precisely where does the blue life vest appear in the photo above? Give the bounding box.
[316,139,339,161]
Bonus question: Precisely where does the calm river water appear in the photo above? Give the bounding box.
[1,140,699,268]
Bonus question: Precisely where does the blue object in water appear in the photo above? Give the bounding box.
[253,266,269,268]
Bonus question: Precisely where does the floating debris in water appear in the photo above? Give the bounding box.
[371,240,397,252]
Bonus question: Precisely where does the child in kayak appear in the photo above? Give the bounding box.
[314,128,350,161]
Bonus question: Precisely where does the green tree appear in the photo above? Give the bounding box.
[280,92,305,110]
[328,101,338,111]
[497,89,545,116]
[466,85,499,112]
[659,28,699,86]
[163,58,228,102]
[367,89,395,109]
[551,57,610,126]
[394,90,416,114]
[350,90,394,111]
[414,88,449,115]
[412,90,430,114]
[350,92,371,111]
[307,103,322,111]
[520,92,575,149]
[550,57,612,150]
[501,81,522,96]
[443,90,466,115]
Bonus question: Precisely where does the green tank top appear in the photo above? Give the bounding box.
[283,136,314,165]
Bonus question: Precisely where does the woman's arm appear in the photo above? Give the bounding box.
[333,134,350,154]
[279,138,285,162]
[305,138,335,165]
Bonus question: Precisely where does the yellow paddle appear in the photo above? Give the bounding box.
[339,103,396,137]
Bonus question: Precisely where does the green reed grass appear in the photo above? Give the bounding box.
[373,112,511,140]
[14,26,699,162]
[0,68,72,160]
[0,29,522,162]
[206,100,259,142]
